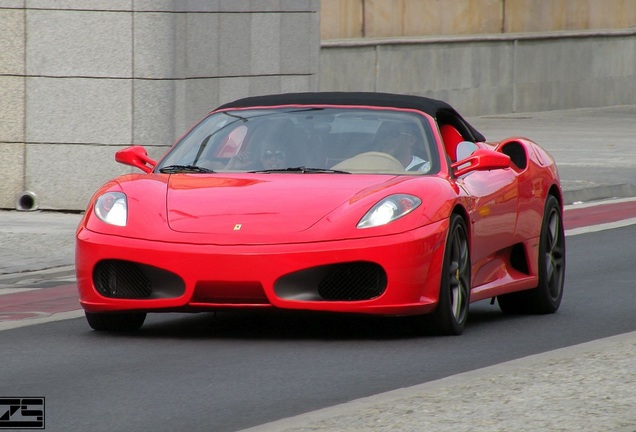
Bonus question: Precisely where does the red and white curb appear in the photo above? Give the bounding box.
[0,284,83,331]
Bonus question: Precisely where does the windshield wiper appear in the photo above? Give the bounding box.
[159,164,216,174]
[248,166,350,174]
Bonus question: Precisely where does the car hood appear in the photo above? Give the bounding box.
[166,174,403,236]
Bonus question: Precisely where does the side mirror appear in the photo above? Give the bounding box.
[115,146,156,173]
[455,141,478,161]
[451,148,511,177]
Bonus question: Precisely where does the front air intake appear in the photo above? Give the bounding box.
[94,260,152,299]
[317,262,387,301]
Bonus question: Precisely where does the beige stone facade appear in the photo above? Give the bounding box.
[320,0,636,39]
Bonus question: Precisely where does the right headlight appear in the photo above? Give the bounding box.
[357,194,421,229]
[94,192,127,227]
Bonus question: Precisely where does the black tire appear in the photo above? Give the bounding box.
[85,311,147,332]
[427,214,471,335]
[498,195,566,314]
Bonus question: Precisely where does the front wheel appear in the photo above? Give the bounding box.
[425,214,471,335]
[85,311,147,332]
[498,195,566,314]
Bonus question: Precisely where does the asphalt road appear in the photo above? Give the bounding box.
[1,225,635,432]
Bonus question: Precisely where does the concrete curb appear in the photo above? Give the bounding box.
[241,331,636,432]
[563,183,636,205]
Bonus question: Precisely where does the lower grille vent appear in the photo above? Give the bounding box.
[94,260,152,299]
[317,262,387,301]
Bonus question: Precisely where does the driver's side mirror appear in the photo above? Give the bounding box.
[451,148,511,177]
[115,146,157,173]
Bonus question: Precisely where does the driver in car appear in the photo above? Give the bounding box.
[376,123,430,172]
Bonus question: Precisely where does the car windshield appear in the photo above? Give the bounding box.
[156,107,439,175]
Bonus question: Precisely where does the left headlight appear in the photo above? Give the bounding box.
[357,194,421,229]
[94,192,127,227]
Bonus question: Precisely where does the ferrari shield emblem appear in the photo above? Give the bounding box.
[233,224,242,230]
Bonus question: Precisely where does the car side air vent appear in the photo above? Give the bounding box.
[500,142,528,170]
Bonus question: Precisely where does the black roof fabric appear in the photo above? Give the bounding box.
[216,92,485,142]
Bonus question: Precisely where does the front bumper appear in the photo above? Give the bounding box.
[76,220,448,316]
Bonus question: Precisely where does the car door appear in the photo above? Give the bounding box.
[456,162,520,285]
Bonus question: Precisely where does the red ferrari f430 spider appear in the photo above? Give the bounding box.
[76,92,566,335]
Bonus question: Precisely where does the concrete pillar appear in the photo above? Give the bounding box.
[0,0,320,210]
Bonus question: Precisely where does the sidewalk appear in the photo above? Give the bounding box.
[1,105,636,431]
[0,210,81,276]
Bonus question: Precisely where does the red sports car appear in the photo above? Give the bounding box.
[75,92,566,335]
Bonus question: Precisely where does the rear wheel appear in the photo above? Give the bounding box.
[85,311,147,332]
[498,195,565,314]
[426,214,470,335]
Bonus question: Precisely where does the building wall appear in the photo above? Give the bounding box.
[318,0,636,114]
[320,29,636,116]
[0,0,320,210]
[1,0,634,211]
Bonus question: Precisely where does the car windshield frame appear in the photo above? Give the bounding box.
[155,106,441,175]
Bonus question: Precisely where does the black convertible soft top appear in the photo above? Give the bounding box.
[217,92,486,142]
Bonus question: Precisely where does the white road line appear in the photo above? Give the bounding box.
[565,217,636,237]
[0,288,40,295]
[0,310,84,332]
[565,195,636,210]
